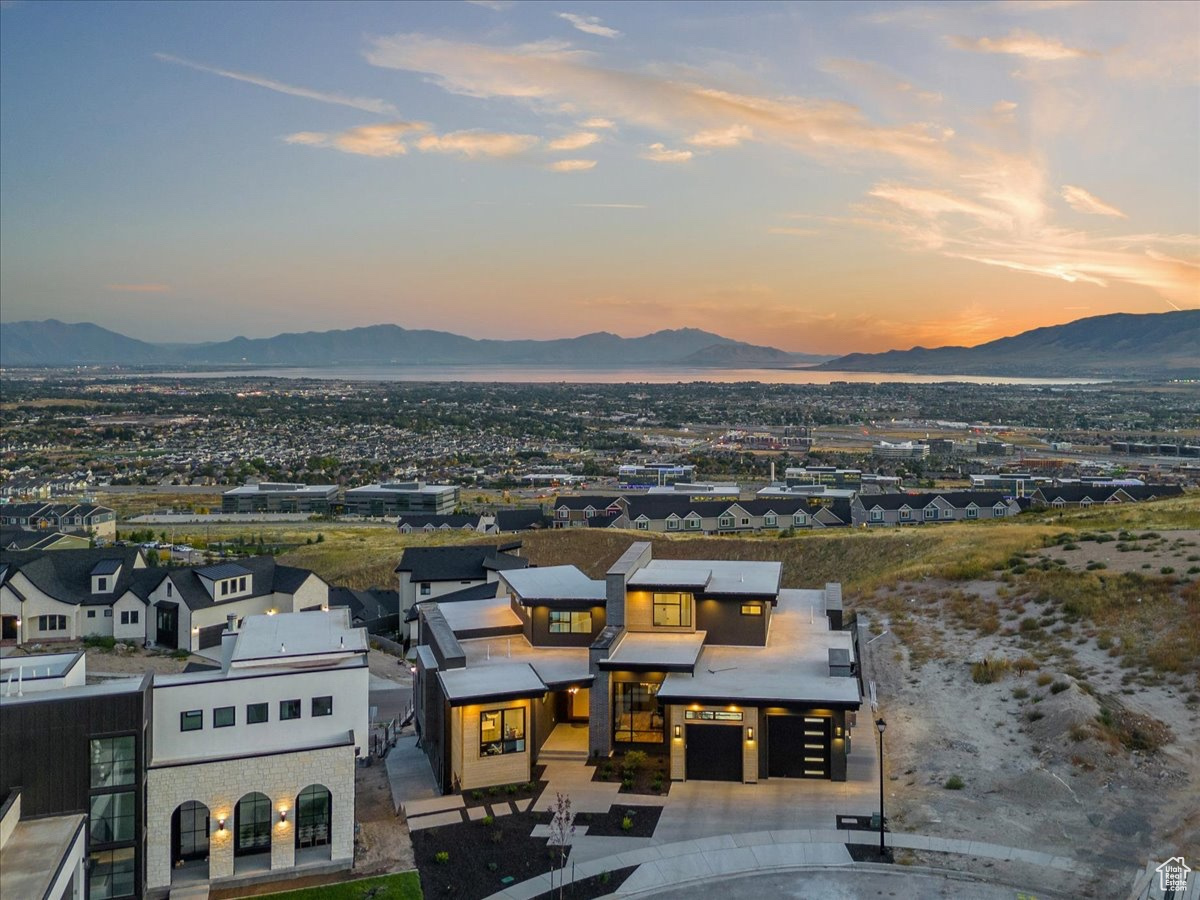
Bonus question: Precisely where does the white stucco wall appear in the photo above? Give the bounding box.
[112,593,147,641]
[145,742,355,891]
[79,606,114,638]
[289,574,329,612]
[3,575,79,641]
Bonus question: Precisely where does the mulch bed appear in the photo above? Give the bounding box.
[533,803,663,838]
[846,843,894,863]
[460,766,548,808]
[530,865,638,900]
[413,812,566,900]
[590,752,672,796]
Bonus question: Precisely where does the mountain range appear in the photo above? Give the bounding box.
[0,321,828,368]
[816,310,1199,378]
[0,311,1195,377]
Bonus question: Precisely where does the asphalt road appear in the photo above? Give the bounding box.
[635,869,1048,900]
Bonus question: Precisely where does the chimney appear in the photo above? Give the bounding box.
[219,615,239,672]
[770,460,776,483]
[824,583,844,631]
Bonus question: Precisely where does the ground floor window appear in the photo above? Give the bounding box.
[480,707,526,756]
[38,614,68,631]
[88,847,135,899]
[235,792,272,856]
[295,784,332,848]
[613,681,663,743]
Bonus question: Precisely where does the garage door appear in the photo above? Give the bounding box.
[685,724,742,782]
[768,715,830,779]
[197,623,225,650]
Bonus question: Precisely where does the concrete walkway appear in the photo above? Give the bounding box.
[483,828,1091,900]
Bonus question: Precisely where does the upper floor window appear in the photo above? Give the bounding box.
[180,710,203,732]
[686,517,701,530]
[549,611,592,633]
[966,507,978,519]
[652,592,691,628]
[666,517,679,530]
[247,702,269,724]
[166,582,173,597]
[90,791,135,844]
[764,515,776,527]
[870,509,883,522]
[280,699,302,720]
[635,519,649,530]
[214,706,235,728]
[312,696,333,717]
[900,508,912,520]
[420,582,431,596]
[90,736,135,788]
[994,505,1007,517]
[793,513,807,526]
[97,577,108,592]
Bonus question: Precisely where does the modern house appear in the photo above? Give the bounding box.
[343,482,459,517]
[221,483,338,514]
[412,541,861,791]
[0,548,329,651]
[394,543,528,639]
[0,502,117,539]
[851,491,1020,526]
[1,610,368,899]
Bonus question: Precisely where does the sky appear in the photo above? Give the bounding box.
[1,0,1197,354]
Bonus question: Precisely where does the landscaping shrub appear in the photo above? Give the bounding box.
[944,775,964,790]
[83,635,117,650]
[622,750,648,774]
[621,816,634,831]
[482,815,494,826]
[435,851,449,864]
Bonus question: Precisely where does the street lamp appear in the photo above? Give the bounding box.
[876,717,887,858]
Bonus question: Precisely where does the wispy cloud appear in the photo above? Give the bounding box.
[1061,185,1126,218]
[574,203,646,208]
[580,117,615,129]
[686,124,752,148]
[105,283,173,294]
[155,52,400,115]
[466,0,512,10]
[415,130,539,158]
[285,122,428,157]
[948,30,1097,61]
[548,158,597,172]
[548,131,600,151]
[556,12,621,39]
[767,227,819,236]
[642,143,693,163]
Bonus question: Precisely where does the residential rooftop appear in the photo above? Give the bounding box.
[626,558,782,597]
[228,609,367,666]
[501,565,606,602]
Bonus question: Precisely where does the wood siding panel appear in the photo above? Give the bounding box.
[456,701,531,790]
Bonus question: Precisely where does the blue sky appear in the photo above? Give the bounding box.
[1,0,1197,352]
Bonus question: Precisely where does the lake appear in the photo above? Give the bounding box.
[140,365,1109,385]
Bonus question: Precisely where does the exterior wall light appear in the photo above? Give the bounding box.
[836,725,843,738]
[746,727,754,742]
[673,724,681,740]
[216,817,226,832]
[278,809,288,825]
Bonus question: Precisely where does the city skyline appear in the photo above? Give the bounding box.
[1,0,1198,353]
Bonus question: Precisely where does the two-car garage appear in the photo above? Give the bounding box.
[675,708,841,783]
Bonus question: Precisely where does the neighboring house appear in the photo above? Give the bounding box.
[552,494,851,533]
[396,514,485,534]
[327,586,399,634]
[221,483,338,514]
[0,526,90,551]
[0,549,329,652]
[394,543,528,639]
[0,502,117,539]
[1029,483,1184,509]
[851,491,1020,526]
[493,508,550,533]
[413,540,860,793]
[1,610,368,900]
[344,482,459,517]
[551,496,629,528]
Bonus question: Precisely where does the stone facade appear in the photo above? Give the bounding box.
[146,742,355,894]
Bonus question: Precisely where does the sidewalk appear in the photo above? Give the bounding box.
[482,828,1092,900]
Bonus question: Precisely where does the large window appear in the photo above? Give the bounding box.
[38,614,67,631]
[548,611,592,634]
[295,784,332,849]
[90,791,135,843]
[480,707,526,756]
[652,592,691,628]
[120,610,139,625]
[247,702,268,724]
[89,847,135,899]
[613,682,663,743]
[235,792,272,856]
[90,737,135,788]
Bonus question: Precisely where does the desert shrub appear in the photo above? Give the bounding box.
[83,635,117,650]
[1069,724,1090,742]
[1026,710,1044,722]
[1012,656,1038,675]
[1160,567,1175,575]
[1095,633,1114,649]
[1050,681,1070,694]
[944,775,965,790]
[1188,567,1200,575]
[1086,561,1107,571]
[1012,687,1029,699]
[1062,543,1079,551]
[971,657,1010,684]
[1036,672,1054,687]
[1095,705,1170,752]
[1020,617,1040,633]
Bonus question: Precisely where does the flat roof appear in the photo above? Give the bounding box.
[346,482,457,495]
[657,589,860,707]
[0,676,145,706]
[224,483,337,495]
[440,595,522,633]
[0,812,85,900]
[501,566,606,602]
[0,651,82,680]
[601,631,707,671]
[458,635,591,688]
[229,610,367,666]
[627,559,781,597]
[438,661,546,705]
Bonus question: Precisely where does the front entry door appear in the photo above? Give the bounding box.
[156,606,177,648]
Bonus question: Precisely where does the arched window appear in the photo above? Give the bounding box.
[295,784,332,848]
[235,792,272,856]
[171,801,209,864]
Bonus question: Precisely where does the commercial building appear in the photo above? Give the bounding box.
[221,483,338,514]
[412,541,861,790]
[343,482,459,517]
[617,464,696,489]
[871,441,929,460]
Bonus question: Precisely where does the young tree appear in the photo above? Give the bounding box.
[547,791,576,898]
